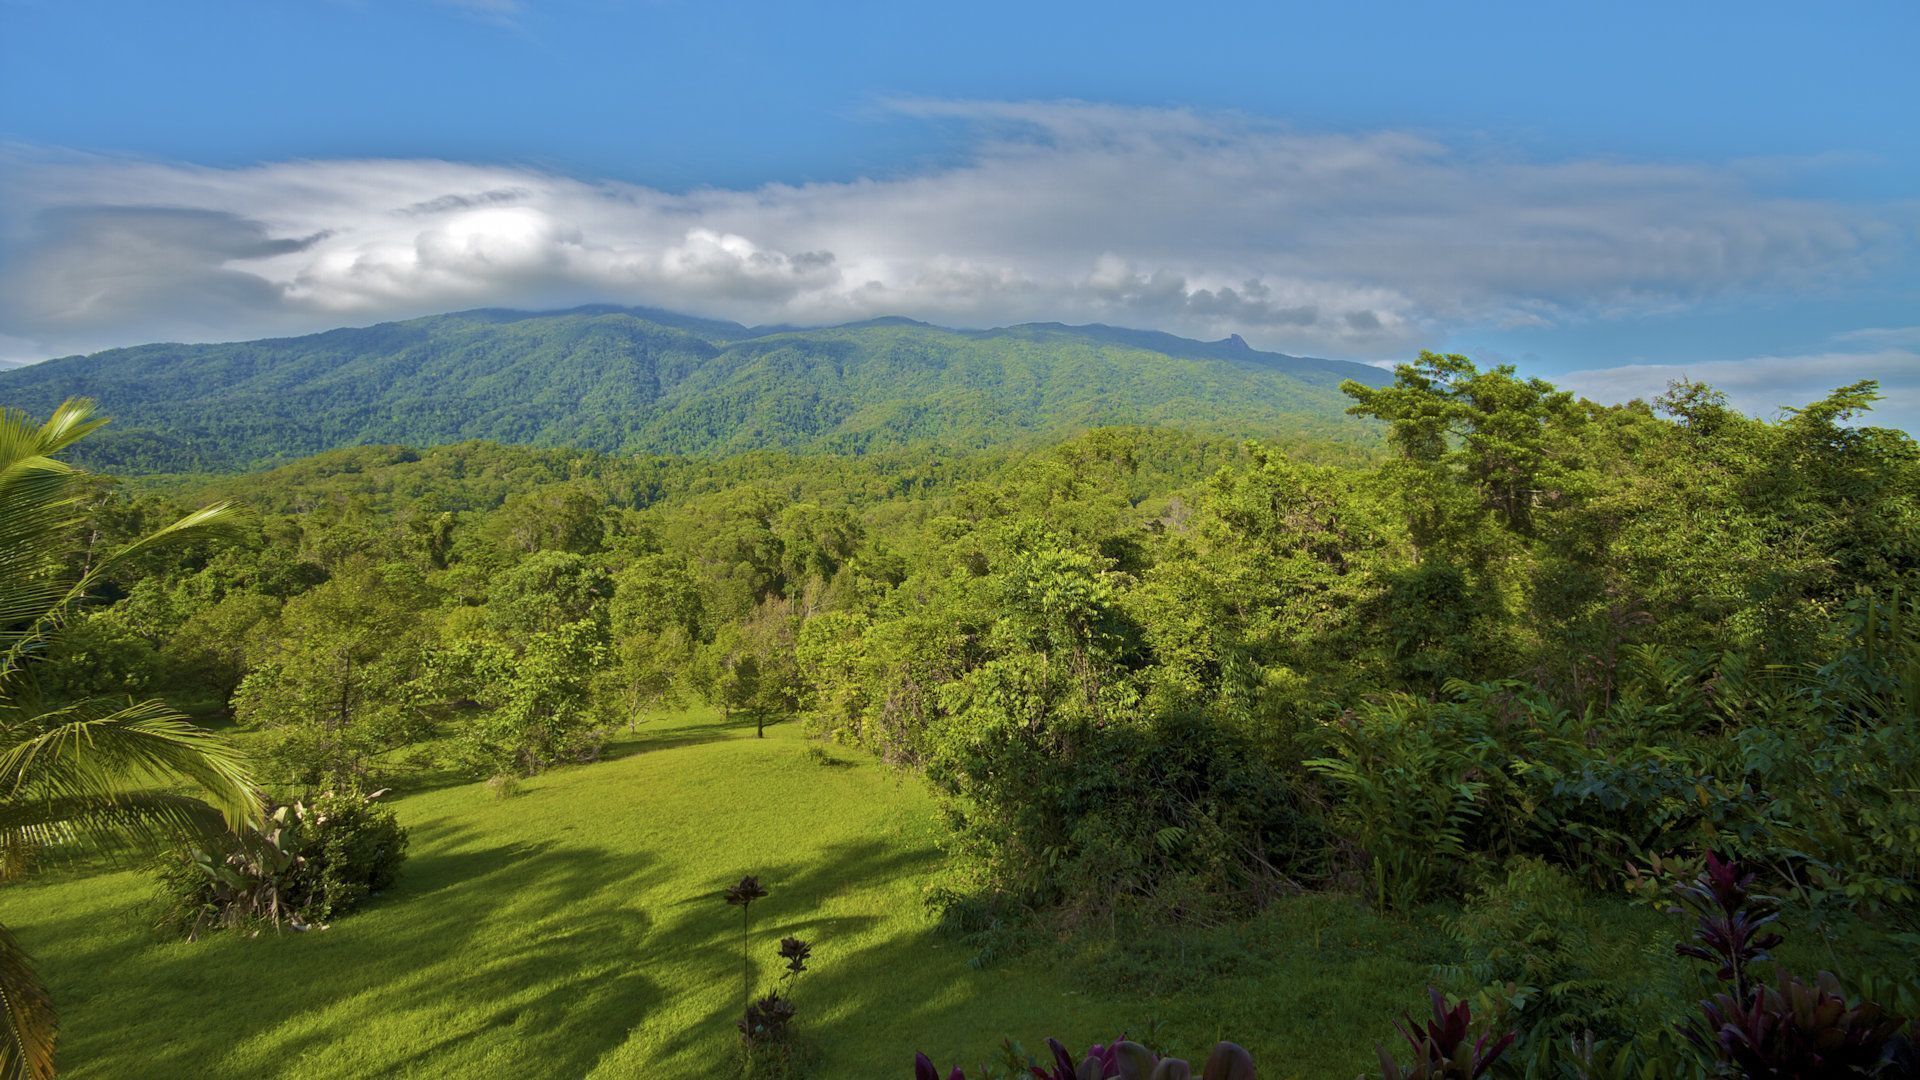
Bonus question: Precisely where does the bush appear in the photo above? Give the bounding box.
[929,699,1323,939]
[1441,858,1685,1072]
[1369,989,1513,1080]
[1306,697,1490,910]
[1383,855,1920,1077]
[154,789,408,937]
[302,790,408,918]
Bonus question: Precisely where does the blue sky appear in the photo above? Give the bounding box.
[2,0,1916,424]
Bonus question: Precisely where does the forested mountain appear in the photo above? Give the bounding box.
[0,306,1390,472]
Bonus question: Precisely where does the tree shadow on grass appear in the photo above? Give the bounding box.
[29,831,955,1079]
[40,839,665,1079]
[597,712,768,764]
[21,764,981,1079]
[625,837,945,1071]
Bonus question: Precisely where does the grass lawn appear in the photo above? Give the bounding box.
[4,708,1445,1079]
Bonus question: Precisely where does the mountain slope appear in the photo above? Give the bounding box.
[0,307,1389,471]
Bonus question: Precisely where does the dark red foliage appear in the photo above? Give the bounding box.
[1671,852,1782,993]
[1674,853,1918,1077]
[914,1052,965,1080]
[1384,988,1515,1079]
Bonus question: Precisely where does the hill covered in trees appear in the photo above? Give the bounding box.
[0,307,1390,472]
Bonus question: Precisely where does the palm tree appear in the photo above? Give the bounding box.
[1,400,262,1080]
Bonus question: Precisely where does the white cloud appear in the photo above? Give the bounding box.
[1562,347,1920,430]
[1835,326,1920,347]
[0,102,1911,363]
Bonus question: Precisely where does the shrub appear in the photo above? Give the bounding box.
[929,700,1322,938]
[154,789,408,937]
[1381,855,1920,1076]
[1441,859,1676,1066]
[1306,698,1487,910]
[301,790,408,918]
[485,773,522,799]
[804,744,852,768]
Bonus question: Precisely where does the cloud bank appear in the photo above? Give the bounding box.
[0,102,1911,387]
[1562,346,1920,429]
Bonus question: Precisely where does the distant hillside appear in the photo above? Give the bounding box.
[0,307,1390,472]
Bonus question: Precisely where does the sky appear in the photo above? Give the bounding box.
[1,0,1916,426]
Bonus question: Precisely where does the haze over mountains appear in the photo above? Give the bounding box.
[0,307,1390,472]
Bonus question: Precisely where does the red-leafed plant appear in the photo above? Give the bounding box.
[1370,988,1514,1080]
[914,1037,1255,1080]
[1674,852,1919,1077]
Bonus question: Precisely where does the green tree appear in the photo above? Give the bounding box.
[689,598,802,738]
[232,562,431,787]
[1343,352,1586,539]
[774,502,862,599]
[26,612,166,706]
[1,401,260,1079]
[163,591,281,712]
[484,483,606,556]
[687,486,788,621]
[602,555,704,730]
[486,550,612,639]
[440,620,610,776]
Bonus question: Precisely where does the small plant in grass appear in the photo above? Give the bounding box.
[741,991,798,1048]
[484,773,521,799]
[741,935,814,1047]
[724,874,769,1017]
[914,1036,1255,1079]
[722,872,825,1069]
[804,744,851,768]
[776,935,812,996]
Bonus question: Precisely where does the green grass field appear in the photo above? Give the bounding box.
[3,709,1449,1079]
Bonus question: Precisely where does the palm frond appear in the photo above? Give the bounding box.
[0,399,105,482]
[0,401,258,1078]
[0,399,233,688]
[0,921,56,1080]
[0,502,234,682]
[0,791,239,877]
[0,699,262,837]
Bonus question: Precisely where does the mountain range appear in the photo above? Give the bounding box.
[0,306,1390,472]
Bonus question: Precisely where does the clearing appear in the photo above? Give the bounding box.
[4,710,1430,1078]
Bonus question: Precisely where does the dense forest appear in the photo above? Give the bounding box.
[5,353,1920,1077]
[0,308,1387,473]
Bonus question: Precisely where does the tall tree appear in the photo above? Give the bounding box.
[603,555,704,730]
[233,561,431,788]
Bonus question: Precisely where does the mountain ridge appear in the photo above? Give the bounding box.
[0,306,1389,472]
